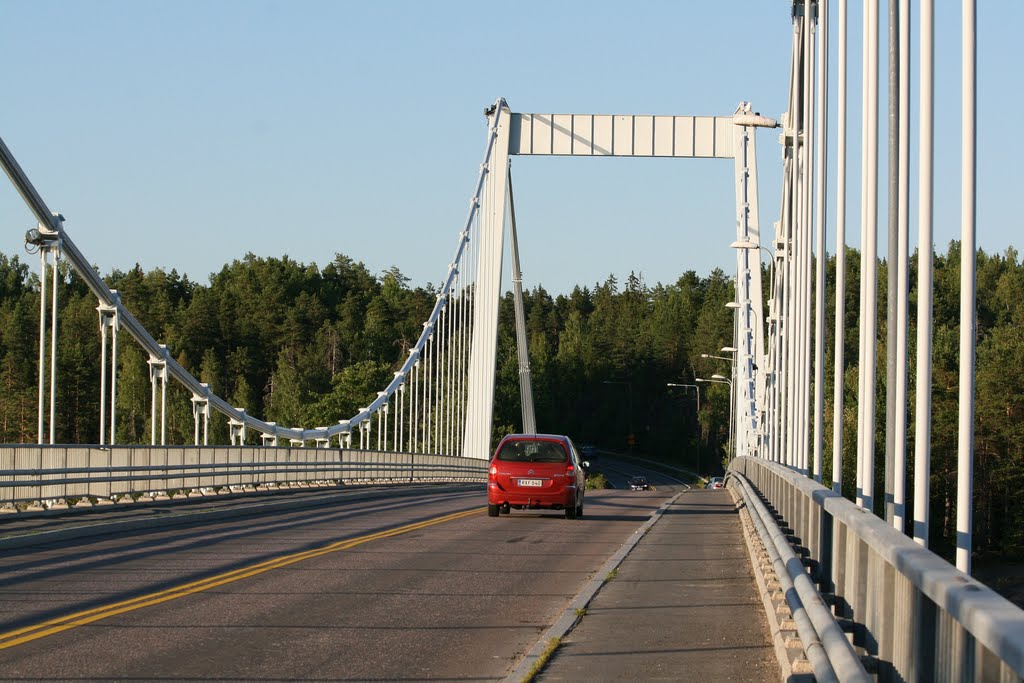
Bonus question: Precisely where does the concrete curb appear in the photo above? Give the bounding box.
[0,484,481,551]
[501,491,685,683]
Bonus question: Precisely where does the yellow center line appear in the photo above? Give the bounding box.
[0,506,484,650]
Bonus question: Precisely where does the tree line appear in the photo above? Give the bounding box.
[0,243,1021,561]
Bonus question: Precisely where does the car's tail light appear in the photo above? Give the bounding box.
[489,464,497,480]
[565,464,575,478]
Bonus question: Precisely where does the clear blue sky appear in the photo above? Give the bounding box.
[1,1,1020,295]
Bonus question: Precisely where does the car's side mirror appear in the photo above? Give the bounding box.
[582,461,590,469]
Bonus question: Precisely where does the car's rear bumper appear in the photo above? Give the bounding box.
[488,482,577,508]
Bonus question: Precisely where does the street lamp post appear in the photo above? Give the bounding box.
[702,349,739,459]
[603,380,634,451]
[731,239,779,300]
[697,375,734,463]
[667,382,700,473]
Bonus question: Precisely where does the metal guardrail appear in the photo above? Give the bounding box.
[0,445,486,505]
[731,456,1024,682]
[730,470,870,683]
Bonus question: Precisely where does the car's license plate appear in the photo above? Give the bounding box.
[518,479,543,487]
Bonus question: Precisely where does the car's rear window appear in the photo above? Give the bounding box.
[496,440,567,463]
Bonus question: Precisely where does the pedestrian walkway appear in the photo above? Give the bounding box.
[538,489,779,681]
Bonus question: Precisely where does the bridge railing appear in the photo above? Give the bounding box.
[730,456,1024,682]
[0,445,485,506]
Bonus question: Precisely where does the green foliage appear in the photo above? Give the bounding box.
[0,242,1022,559]
[817,243,1024,560]
[305,360,391,427]
[585,473,609,490]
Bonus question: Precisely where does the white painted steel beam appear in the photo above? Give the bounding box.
[957,0,977,575]
[731,103,770,460]
[832,0,848,494]
[507,170,537,435]
[462,102,511,459]
[813,0,829,484]
[509,114,735,159]
[913,0,935,549]
[893,0,910,532]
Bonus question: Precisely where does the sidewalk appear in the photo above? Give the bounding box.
[534,489,779,681]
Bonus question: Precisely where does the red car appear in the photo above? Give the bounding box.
[487,434,588,519]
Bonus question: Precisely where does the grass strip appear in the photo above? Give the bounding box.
[520,637,562,683]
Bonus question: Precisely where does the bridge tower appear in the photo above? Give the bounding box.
[462,100,776,461]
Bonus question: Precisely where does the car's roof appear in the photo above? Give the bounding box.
[500,433,572,442]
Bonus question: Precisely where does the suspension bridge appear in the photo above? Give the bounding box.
[2,1,1023,681]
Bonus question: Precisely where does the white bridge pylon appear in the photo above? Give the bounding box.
[462,99,777,459]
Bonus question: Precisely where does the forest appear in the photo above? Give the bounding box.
[0,242,1022,563]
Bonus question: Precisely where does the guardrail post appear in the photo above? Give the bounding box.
[818,506,835,596]
[850,534,869,648]
[833,520,849,618]
[870,553,897,677]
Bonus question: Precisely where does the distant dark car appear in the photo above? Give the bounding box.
[707,477,725,490]
[580,444,598,461]
[487,434,589,519]
[629,476,649,491]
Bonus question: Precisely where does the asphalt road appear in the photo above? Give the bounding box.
[0,484,673,681]
[589,455,695,492]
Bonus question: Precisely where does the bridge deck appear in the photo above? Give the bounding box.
[538,488,779,681]
[1,486,782,679]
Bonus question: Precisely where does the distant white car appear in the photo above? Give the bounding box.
[707,477,724,490]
